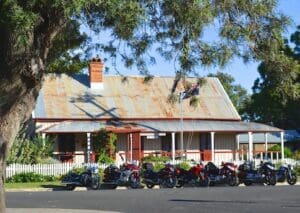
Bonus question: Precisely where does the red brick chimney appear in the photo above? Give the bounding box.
[89,57,104,90]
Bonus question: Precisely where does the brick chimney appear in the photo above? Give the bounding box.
[89,57,104,90]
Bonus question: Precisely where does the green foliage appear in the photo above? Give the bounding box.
[242,26,300,129]
[97,151,115,164]
[7,135,55,164]
[167,93,179,105]
[70,167,86,175]
[189,96,199,108]
[6,172,58,183]
[294,165,300,176]
[141,155,170,163]
[153,162,165,172]
[176,161,191,171]
[141,156,171,172]
[208,72,249,113]
[267,144,293,158]
[93,129,117,163]
[293,150,300,160]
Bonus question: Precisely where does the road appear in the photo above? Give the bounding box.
[6,185,300,213]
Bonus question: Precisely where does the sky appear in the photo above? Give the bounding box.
[83,0,300,93]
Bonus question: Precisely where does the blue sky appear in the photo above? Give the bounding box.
[83,0,300,93]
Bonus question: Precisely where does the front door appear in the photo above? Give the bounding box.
[57,134,75,162]
[200,133,211,161]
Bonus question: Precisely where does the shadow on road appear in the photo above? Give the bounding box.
[169,199,257,204]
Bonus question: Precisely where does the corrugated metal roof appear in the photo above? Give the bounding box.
[238,130,300,143]
[35,74,241,120]
[133,120,282,133]
[239,133,282,143]
[41,120,282,133]
[42,121,105,133]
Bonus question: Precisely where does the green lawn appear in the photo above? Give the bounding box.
[5,181,62,189]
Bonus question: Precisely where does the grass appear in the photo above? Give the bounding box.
[5,181,62,189]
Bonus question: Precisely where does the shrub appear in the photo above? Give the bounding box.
[294,165,300,176]
[293,150,300,160]
[268,145,293,158]
[7,135,55,164]
[177,161,191,170]
[97,151,115,164]
[6,172,58,183]
[153,162,165,172]
[141,155,169,163]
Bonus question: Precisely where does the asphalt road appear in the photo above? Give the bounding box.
[6,185,300,213]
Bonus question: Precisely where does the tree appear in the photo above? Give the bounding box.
[0,0,290,211]
[207,72,249,113]
[7,135,55,164]
[242,26,300,129]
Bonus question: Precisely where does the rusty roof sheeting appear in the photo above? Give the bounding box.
[35,74,241,120]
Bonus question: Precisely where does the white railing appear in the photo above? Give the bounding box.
[5,163,115,178]
[6,158,299,179]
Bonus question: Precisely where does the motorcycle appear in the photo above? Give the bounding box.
[175,162,205,188]
[62,165,100,190]
[142,163,177,188]
[276,164,297,185]
[203,162,237,186]
[238,161,277,186]
[103,163,141,189]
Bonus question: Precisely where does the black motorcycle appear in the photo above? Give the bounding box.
[142,163,177,188]
[277,164,297,185]
[203,162,237,186]
[238,161,277,186]
[62,165,100,190]
[103,163,141,189]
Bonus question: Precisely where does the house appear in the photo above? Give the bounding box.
[33,58,284,165]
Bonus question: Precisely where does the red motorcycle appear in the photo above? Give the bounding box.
[175,162,205,187]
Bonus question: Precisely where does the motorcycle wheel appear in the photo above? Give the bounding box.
[266,175,277,186]
[146,183,155,189]
[89,177,100,190]
[228,176,237,187]
[110,184,118,189]
[176,180,184,188]
[287,174,297,185]
[199,176,209,187]
[129,174,140,189]
[66,184,76,191]
[165,177,177,188]
[244,181,252,186]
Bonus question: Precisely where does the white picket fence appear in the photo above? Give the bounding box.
[5,158,299,179]
[5,163,112,178]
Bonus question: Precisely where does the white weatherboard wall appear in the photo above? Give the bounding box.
[214,134,235,165]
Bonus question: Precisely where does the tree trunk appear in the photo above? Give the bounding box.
[0,71,43,212]
[0,164,5,213]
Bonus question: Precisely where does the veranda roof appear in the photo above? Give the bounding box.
[41,120,282,134]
